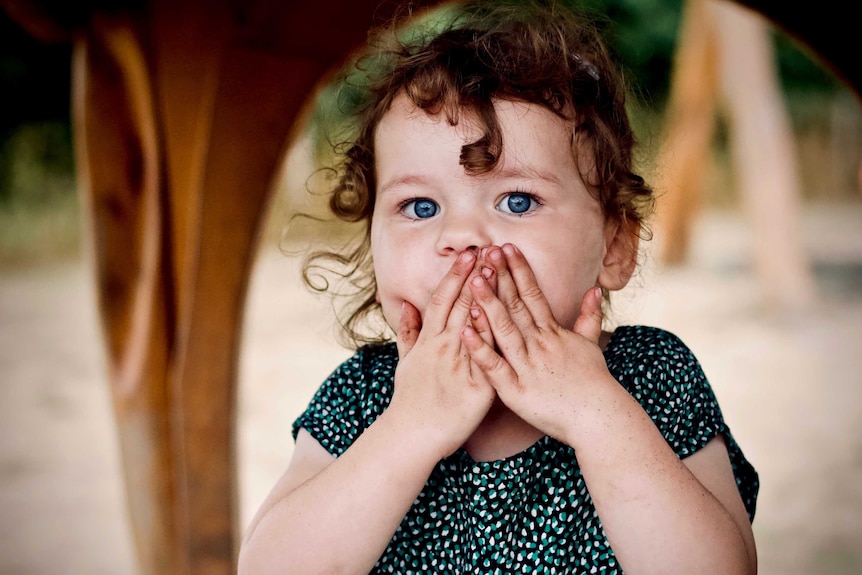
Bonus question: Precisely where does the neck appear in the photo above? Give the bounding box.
[463,398,544,462]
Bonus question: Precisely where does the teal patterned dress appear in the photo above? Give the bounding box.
[293,325,759,573]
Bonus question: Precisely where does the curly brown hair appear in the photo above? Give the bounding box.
[303,0,654,347]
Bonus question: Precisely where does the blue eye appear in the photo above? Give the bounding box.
[402,198,439,219]
[497,192,539,215]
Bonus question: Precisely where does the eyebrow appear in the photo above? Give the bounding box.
[377,165,563,195]
[493,165,564,187]
[378,174,435,195]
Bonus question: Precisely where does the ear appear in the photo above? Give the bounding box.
[597,219,639,291]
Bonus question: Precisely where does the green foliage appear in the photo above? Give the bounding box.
[0,8,78,263]
[309,0,843,145]
[568,0,684,104]
[306,1,464,163]
[774,31,843,94]
[0,122,75,206]
[0,10,72,136]
[0,122,79,265]
[569,0,840,105]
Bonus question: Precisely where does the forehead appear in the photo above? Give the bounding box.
[374,94,578,178]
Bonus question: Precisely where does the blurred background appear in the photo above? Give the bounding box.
[1,0,860,573]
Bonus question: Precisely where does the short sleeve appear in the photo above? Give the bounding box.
[292,342,397,457]
[605,326,759,520]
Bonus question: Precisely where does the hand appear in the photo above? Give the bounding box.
[468,247,498,347]
[460,244,617,446]
[391,250,496,459]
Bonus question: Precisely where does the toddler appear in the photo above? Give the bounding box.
[239,1,759,573]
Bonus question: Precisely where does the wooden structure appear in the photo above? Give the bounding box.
[653,0,818,308]
[0,0,858,573]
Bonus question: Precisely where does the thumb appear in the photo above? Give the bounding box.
[572,286,603,345]
[397,301,422,359]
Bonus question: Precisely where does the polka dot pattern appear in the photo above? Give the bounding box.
[293,325,759,573]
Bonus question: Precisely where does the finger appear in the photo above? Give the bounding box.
[446,264,482,333]
[461,324,518,392]
[502,243,556,327]
[485,246,516,308]
[423,250,476,334]
[477,247,498,295]
[469,305,494,348]
[485,246,535,333]
[572,286,604,345]
[396,300,422,359]
[468,274,528,363]
[469,247,498,340]
[443,246,499,333]
[474,249,497,348]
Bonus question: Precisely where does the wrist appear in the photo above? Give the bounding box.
[560,374,632,452]
[376,406,458,464]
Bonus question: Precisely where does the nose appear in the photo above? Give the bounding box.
[435,211,493,256]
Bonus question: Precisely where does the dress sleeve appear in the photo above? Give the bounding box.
[607,326,760,520]
[291,348,369,457]
[291,343,396,458]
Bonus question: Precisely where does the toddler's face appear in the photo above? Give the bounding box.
[370,94,632,331]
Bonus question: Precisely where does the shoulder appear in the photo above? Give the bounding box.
[315,341,398,404]
[604,325,720,451]
[604,325,697,364]
[291,342,398,455]
[603,325,706,395]
[332,340,398,375]
[605,326,760,519]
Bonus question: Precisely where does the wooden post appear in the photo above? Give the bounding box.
[653,0,719,265]
[654,0,816,308]
[66,0,439,572]
[709,0,817,307]
[72,14,178,573]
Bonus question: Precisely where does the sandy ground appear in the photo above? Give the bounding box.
[1,200,861,574]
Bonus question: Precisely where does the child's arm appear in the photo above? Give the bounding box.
[239,251,495,575]
[238,414,444,574]
[462,245,756,575]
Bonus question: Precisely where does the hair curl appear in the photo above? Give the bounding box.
[304,0,655,348]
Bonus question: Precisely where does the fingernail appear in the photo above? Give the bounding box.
[471,307,480,319]
[459,251,475,264]
[503,244,515,256]
[482,266,493,279]
[490,249,503,263]
[472,276,484,287]
[594,286,603,301]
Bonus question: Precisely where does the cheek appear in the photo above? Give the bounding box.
[372,249,435,327]
[537,275,591,328]
[524,243,604,326]
[546,285,593,328]
[371,250,399,303]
